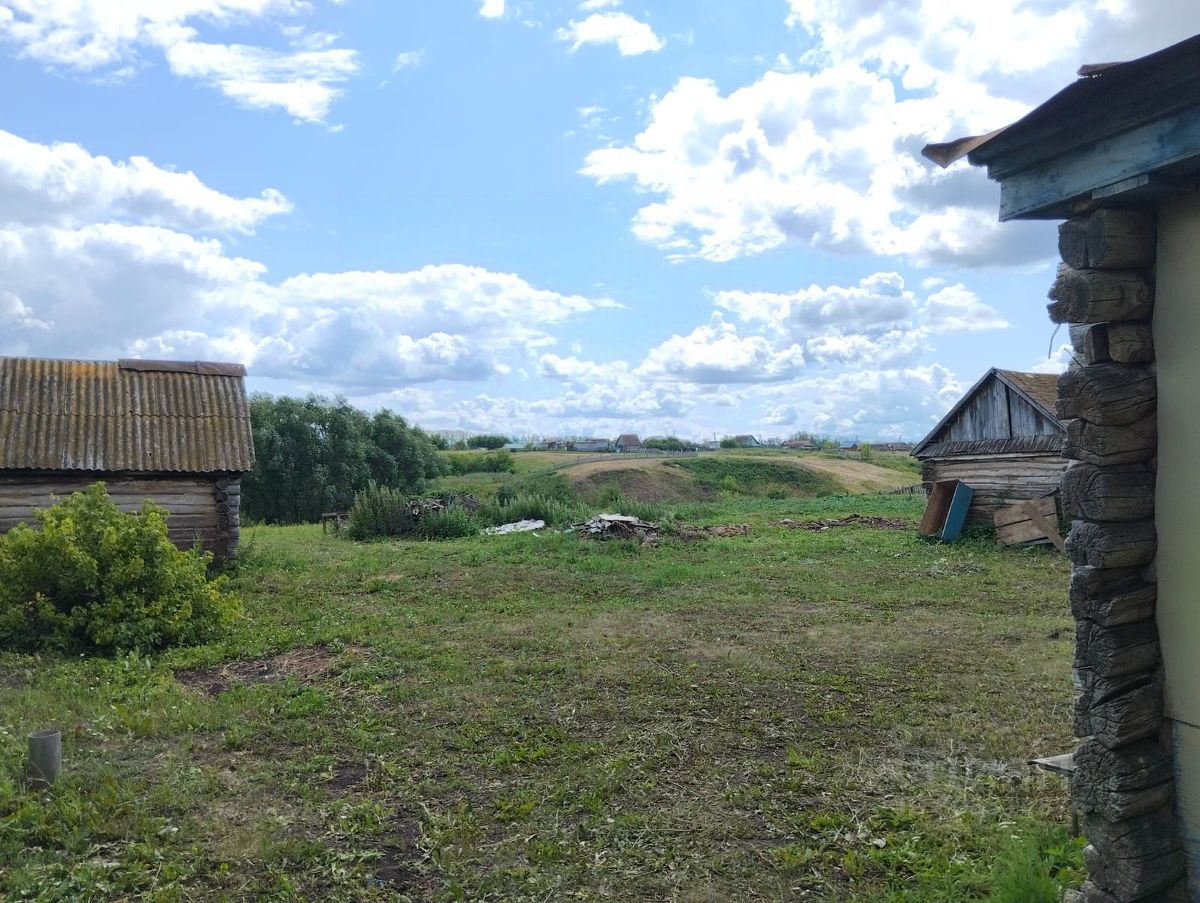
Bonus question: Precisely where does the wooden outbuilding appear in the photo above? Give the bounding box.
[924,32,1200,901]
[0,357,254,562]
[912,369,1065,522]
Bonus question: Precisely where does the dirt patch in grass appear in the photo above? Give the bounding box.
[176,645,365,696]
[777,514,910,530]
[676,523,752,540]
[776,453,920,493]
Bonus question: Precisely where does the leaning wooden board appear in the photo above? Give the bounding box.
[995,495,1066,551]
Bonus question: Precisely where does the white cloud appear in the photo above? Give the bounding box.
[479,0,505,19]
[0,130,291,232]
[556,12,664,56]
[583,1,1200,265]
[1030,342,1075,374]
[393,49,424,70]
[580,0,623,9]
[921,283,1008,334]
[638,312,806,384]
[0,1,358,123]
[163,39,357,124]
[760,364,962,437]
[0,127,618,391]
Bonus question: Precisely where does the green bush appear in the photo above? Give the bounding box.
[415,507,479,539]
[479,493,582,528]
[443,450,516,475]
[0,483,240,654]
[495,472,578,504]
[346,483,414,540]
[348,484,487,540]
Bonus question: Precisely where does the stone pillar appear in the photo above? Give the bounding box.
[213,475,241,564]
[1055,209,1189,901]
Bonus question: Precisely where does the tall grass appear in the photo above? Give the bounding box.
[985,823,1084,903]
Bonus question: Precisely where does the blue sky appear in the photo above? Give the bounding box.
[1,0,1197,441]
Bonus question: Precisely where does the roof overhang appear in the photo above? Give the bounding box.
[923,34,1200,220]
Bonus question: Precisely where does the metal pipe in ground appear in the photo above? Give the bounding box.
[27,729,62,787]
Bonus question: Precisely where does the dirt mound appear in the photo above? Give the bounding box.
[572,462,711,501]
[176,645,365,696]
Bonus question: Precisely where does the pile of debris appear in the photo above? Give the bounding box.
[572,514,659,544]
[777,513,908,531]
[482,519,545,535]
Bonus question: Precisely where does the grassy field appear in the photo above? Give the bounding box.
[0,493,1083,901]
[435,448,920,502]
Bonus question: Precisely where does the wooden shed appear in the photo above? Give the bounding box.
[0,357,254,562]
[912,368,1066,521]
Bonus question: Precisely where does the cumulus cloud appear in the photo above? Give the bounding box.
[0,130,291,231]
[583,1,1200,265]
[921,283,1009,334]
[556,12,664,56]
[0,129,617,391]
[0,0,358,123]
[638,313,805,383]
[759,365,963,437]
[479,0,505,18]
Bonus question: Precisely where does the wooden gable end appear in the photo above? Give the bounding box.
[926,372,1062,449]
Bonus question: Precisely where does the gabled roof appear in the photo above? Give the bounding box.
[0,357,254,473]
[615,433,641,446]
[912,368,1063,457]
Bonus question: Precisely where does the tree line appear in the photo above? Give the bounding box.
[242,395,447,524]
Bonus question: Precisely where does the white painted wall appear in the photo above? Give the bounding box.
[1154,191,1200,884]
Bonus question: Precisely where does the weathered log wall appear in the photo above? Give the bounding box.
[0,473,242,563]
[1055,209,1187,902]
[920,453,1066,521]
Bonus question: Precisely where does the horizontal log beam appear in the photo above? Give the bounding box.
[1058,364,1156,427]
[1061,462,1154,522]
[1048,265,1154,324]
[1058,210,1156,270]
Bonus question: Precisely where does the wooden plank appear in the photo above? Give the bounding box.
[996,108,1200,220]
[994,495,1057,528]
[941,483,974,542]
[919,481,955,536]
[1021,500,1067,553]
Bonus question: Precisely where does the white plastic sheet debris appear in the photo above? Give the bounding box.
[482,519,546,535]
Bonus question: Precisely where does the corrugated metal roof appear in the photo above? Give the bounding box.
[0,357,254,473]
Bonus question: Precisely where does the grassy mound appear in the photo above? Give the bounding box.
[668,456,843,498]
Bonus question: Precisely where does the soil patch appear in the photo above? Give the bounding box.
[176,645,364,696]
[676,523,752,540]
[777,514,909,531]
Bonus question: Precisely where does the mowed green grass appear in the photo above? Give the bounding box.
[0,495,1081,901]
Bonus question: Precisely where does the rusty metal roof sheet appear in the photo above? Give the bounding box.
[0,357,254,473]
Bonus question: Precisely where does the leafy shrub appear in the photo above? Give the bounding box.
[467,434,510,450]
[346,483,414,540]
[495,472,578,504]
[0,483,240,654]
[443,450,516,475]
[479,493,582,527]
[415,507,479,539]
[348,484,485,540]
